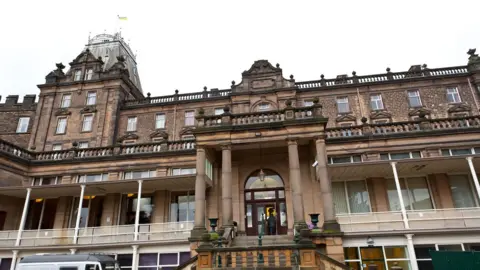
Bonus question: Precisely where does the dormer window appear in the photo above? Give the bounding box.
[85,68,93,80]
[73,70,82,81]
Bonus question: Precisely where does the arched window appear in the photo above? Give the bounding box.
[257,103,272,112]
[245,169,284,190]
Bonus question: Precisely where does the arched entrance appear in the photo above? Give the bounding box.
[244,169,288,236]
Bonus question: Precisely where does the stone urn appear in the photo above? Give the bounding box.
[309,213,320,229]
[208,218,219,232]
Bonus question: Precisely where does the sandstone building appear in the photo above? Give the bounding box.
[0,34,480,270]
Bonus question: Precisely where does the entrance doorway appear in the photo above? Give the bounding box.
[244,169,287,236]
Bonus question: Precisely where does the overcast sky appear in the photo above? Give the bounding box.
[1,0,479,101]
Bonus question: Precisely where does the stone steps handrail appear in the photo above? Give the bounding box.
[326,115,480,139]
[296,65,469,89]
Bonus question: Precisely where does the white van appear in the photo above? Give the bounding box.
[16,254,121,270]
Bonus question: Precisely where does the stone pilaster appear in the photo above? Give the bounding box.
[314,136,340,231]
[221,143,233,227]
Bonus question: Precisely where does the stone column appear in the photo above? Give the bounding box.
[192,147,207,238]
[287,138,306,228]
[314,137,340,231]
[466,157,480,201]
[221,143,233,227]
[405,234,419,270]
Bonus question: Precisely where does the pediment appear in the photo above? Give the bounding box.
[408,107,431,116]
[70,49,104,66]
[370,110,392,119]
[336,114,357,122]
[150,130,169,139]
[232,60,295,93]
[180,127,195,136]
[55,108,71,116]
[117,132,139,142]
[448,103,471,113]
[80,105,97,114]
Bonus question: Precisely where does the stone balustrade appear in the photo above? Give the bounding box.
[326,115,480,139]
[296,66,469,89]
[0,140,196,163]
[196,104,322,128]
[124,89,232,107]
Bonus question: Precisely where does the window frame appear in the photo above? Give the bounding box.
[73,69,82,81]
[61,94,72,108]
[172,168,196,176]
[257,103,271,112]
[52,144,62,151]
[155,113,166,129]
[380,151,422,160]
[336,97,350,113]
[386,176,435,211]
[86,91,97,106]
[56,117,68,134]
[124,170,157,180]
[81,114,94,132]
[16,117,30,133]
[407,90,422,107]
[77,173,109,183]
[78,141,89,149]
[127,116,137,132]
[184,111,195,126]
[332,179,372,214]
[84,68,94,80]
[446,87,461,103]
[370,94,384,110]
[446,173,479,208]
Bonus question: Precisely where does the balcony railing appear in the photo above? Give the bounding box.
[0,140,196,162]
[124,89,232,107]
[295,66,469,89]
[326,115,480,139]
[337,207,480,233]
[197,106,322,128]
[0,221,193,247]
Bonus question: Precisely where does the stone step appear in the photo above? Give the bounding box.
[231,235,295,247]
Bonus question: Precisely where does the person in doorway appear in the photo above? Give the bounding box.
[267,208,276,235]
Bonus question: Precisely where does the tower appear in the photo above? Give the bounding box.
[85,32,143,92]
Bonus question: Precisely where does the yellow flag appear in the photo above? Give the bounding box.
[118,16,128,21]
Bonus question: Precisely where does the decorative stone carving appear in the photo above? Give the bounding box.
[232,60,295,93]
[45,63,66,83]
[468,48,480,65]
[80,105,97,114]
[55,108,71,116]
[335,114,356,122]
[448,103,472,113]
[117,132,139,142]
[370,110,392,120]
[180,126,195,136]
[408,107,431,117]
[149,130,168,139]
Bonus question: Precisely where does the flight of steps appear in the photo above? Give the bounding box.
[230,235,295,247]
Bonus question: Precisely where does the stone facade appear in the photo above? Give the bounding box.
[0,47,479,270]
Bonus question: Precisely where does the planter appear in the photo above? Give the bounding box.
[208,218,219,232]
[309,213,320,229]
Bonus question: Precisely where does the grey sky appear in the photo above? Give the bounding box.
[1,0,479,100]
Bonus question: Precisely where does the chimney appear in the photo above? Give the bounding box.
[23,95,36,105]
[5,95,19,105]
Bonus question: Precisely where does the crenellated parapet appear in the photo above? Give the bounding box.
[0,95,37,111]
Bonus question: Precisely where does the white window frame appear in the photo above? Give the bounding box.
[336,97,349,113]
[442,148,476,156]
[16,117,30,133]
[380,151,422,160]
[77,173,108,183]
[124,170,157,180]
[370,94,384,110]
[214,108,224,115]
[181,135,195,141]
[56,117,67,134]
[52,144,62,151]
[446,87,461,103]
[84,68,93,80]
[78,142,89,149]
[184,111,195,126]
[446,173,480,208]
[73,70,82,81]
[61,94,71,108]
[127,116,137,132]
[328,155,363,164]
[86,92,97,105]
[172,168,196,176]
[155,113,166,129]
[258,103,271,112]
[304,100,314,107]
[82,114,94,132]
[31,176,60,186]
[332,179,372,214]
[407,90,422,107]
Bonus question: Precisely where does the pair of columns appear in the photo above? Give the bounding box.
[390,156,480,230]
[192,136,338,235]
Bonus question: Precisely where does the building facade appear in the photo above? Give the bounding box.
[0,37,480,269]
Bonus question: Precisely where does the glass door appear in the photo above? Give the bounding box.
[360,247,386,270]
